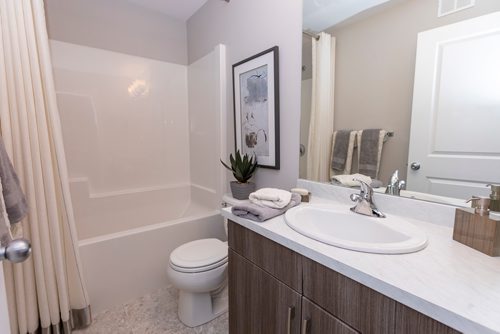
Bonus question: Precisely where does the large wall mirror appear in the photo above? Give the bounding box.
[300,0,500,206]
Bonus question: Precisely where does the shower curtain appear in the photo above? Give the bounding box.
[306,32,336,182]
[0,0,91,333]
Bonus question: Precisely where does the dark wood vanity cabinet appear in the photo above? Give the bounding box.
[229,250,302,334]
[228,221,460,334]
[301,298,358,334]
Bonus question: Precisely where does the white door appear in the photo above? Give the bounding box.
[407,12,500,199]
[0,265,11,333]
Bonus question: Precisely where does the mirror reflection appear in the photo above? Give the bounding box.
[300,0,500,206]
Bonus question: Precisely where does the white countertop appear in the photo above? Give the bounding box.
[221,190,500,334]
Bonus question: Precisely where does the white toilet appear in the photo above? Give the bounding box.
[167,238,228,327]
[167,195,247,327]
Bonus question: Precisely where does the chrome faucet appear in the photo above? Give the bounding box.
[385,170,406,196]
[350,179,386,218]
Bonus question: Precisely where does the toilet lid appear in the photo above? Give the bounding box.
[170,238,228,269]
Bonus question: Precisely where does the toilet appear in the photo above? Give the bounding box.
[167,238,228,327]
[167,194,247,327]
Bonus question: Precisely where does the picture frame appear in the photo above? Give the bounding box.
[232,46,280,169]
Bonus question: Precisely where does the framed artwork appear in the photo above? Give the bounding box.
[232,46,280,169]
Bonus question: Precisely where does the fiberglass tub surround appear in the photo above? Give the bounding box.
[51,40,227,313]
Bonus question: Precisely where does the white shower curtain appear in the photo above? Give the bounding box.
[306,32,336,182]
[0,0,91,333]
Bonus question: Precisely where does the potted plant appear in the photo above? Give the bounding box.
[220,150,258,200]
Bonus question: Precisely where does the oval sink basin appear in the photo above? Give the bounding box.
[285,204,428,254]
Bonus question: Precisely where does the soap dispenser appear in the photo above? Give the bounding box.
[466,196,490,216]
[487,184,500,212]
[453,196,500,256]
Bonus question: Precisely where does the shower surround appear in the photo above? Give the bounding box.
[50,40,227,313]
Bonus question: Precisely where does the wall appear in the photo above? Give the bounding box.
[187,0,302,190]
[51,40,190,194]
[326,0,500,183]
[301,36,313,80]
[299,79,312,179]
[44,0,187,64]
[188,47,222,195]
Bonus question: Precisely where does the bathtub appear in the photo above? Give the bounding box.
[71,180,226,314]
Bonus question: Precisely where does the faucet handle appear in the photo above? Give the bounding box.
[353,178,373,197]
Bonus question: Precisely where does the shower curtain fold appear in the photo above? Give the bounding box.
[0,0,91,333]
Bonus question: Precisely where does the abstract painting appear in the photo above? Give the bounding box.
[233,46,280,169]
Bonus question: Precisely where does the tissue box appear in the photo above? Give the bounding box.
[453,208,500,256]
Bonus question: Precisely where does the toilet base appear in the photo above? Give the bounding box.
[178,287,227,327]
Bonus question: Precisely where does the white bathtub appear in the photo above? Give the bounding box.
[72,181,225,314]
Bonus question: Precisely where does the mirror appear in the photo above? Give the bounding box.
[300,0,500,206]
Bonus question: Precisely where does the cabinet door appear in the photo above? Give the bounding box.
[303,257,395,333]
[229,249,302,334]
[395,303,461,334]
[228,221,302,292]
[301,298,359,334]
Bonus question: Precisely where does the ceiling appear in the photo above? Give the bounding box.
[126,0,208,21]
[303,0,391,32]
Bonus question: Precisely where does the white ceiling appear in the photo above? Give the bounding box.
[126,0,208,21]
[303,0,390,32]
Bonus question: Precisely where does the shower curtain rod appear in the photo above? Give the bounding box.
[302,31,320,40]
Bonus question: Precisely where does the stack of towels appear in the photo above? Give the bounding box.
[231,188,301,222]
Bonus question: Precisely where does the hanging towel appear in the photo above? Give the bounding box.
[330,130,356,178]
[357,129,387,179]
[0,138,28,224]
[331,173,372,187]
[0,176,12,245]
[249,188,292,209]
[232,193,301,222]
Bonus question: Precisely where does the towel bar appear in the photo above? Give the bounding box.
[352,131,394,149]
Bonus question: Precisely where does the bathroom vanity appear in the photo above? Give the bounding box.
[228,221,457,334]
[223,181,500,334]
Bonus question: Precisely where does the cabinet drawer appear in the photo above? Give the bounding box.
[303,257,395,333]
[395,302,461,334]
[229,250,302,334]
[228,221,302,292]
[302,298,359,334]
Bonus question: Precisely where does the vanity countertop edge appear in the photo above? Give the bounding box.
[221,198,500,334]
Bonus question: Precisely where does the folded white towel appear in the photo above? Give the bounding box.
[249,188,292,209]
[331,173,372,187]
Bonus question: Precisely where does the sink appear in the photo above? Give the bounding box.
[284,204,428,254]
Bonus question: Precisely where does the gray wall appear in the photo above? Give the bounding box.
[188,0,302,190]
[44,0,187,65]
[326,0,500,183]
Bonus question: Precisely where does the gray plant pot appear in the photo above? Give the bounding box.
[230,181,256,200]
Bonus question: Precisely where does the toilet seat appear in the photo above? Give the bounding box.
[170,238,228,273]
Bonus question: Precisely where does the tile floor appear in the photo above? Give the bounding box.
[75,286,228,334]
